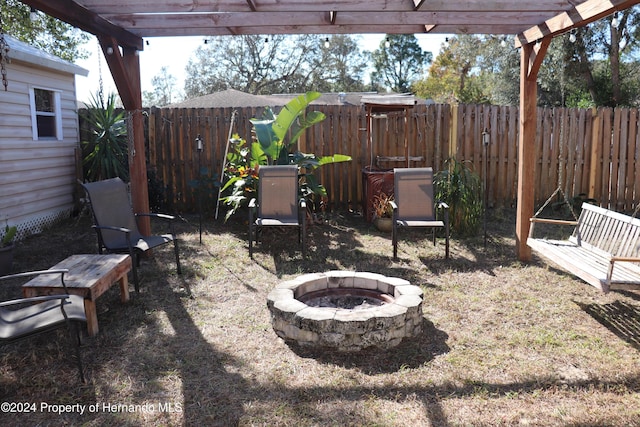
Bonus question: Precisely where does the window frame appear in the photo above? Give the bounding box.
[29,86,63,141]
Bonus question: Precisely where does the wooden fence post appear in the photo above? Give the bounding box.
[449,104,458,159]
[121,102,640,216]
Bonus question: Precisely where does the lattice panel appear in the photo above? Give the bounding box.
[9,208,73,242]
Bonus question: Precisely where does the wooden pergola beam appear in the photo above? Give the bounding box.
[22,0,143,50]
[100,11,554,30]
[515,0,640,48]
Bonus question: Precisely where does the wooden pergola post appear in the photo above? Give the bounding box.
[98,36,150,235]
[516,38,550,261]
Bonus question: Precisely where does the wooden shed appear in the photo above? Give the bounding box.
[0,35,88,240]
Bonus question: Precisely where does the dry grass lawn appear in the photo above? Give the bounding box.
[1,207,640,426]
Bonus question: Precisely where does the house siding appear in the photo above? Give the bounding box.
[0,44,86,240]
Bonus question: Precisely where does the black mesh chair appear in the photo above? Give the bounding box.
[82,178,181,292]
[0,269,87,382]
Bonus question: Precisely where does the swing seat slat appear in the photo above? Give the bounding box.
[527,203,640,293]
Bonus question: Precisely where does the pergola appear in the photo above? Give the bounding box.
[18,0,640,260]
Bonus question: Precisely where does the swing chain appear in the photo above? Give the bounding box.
[0,12,9,91]
[96,37,104,105]
[532,108,579,221]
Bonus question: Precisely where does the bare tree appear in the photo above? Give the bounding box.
[184,35,322,97]
[143,66,180,107]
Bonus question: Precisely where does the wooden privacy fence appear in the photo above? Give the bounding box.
[129,104,639,214]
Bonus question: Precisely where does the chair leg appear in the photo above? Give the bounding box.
[445,227,450,260]
[68,322,85,383]
[130,251,140,293]
[173,239,182,274]
[445,233,450,259]
[249,224,254,258]
[444,210,450,259]
[301,209,306,257]
[392,223,398,260]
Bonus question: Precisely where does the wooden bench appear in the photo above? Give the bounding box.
[527,203,640,293]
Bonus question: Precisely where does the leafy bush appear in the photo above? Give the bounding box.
[219,135,260,219]
[2,224,17,247]
[434,158,483,236]
[372,192,394,219]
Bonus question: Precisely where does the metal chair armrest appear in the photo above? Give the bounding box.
[136,213,178,236]
[0,269,71,294]
[0,294,72,308]
[0,269,69,282]
[92,225,131,234]
[136,212,176,221]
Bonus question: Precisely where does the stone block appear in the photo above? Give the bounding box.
[266,288,294,309]
[353,272,385,290]
[394,284,424,298]
[273,298,308,321]
[280,323,318,342]
[394,294,423,309]
[297,307,337,333]
[319,332,347,346]
[277,278,306,291]
[326,270,356,288]
[291,273,327,298]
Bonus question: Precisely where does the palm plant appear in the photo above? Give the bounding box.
[81,92,129,181]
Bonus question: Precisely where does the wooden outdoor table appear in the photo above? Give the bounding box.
[22,254,132,336]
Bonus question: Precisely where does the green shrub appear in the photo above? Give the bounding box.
[434,157,483,236]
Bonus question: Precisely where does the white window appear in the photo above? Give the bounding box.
[30,87,62,140]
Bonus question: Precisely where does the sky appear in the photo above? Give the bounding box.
[74,33,450,104]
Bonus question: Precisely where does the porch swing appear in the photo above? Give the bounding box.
[527,116,582,235]
[526,132,640,293]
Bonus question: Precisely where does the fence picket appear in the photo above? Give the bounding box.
[81,104,640,216]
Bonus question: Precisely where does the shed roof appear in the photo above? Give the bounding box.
[5,35,88,77]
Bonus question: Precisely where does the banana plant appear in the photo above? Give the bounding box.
[250,91,327,165]
[220,92,352,220]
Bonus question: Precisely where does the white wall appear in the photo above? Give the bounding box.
[0,58,82,239]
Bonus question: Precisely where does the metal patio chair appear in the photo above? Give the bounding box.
[0,269,87,382]
[391,167,450,260]
[248,165,306,258]
[82,178,182,292]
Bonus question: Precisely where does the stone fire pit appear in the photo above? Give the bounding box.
[267,271,423,352]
